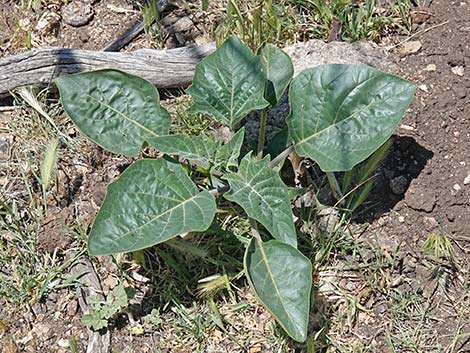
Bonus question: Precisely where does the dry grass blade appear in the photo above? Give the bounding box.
[16,87,59,132]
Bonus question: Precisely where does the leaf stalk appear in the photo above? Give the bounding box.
[257,108,268,159]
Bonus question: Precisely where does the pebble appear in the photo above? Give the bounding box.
[424,63,437,71]
[398,216,405,223]
[451,66,465,76]
[399,124,415,131]
[453,183,462,191]
[62,1,94,27]
[464,175,470,185]
[399,40,422,55]
[418,84,428,92]
[423,216,439,231]
[390,175,408,195]
[57,338,69,348]
[0,133,13,160]
[317,207,339,233]
[171,16,194,33]
[35,11,61,36]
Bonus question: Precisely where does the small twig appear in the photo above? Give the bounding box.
[333,174,376,208]
[386,20,449,50]
[102,17,146,52]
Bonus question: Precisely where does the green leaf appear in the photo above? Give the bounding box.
[223,155,297,248]
[266,126,289,159]
[151,134,217,169]
[55,69,171,157]
[187,36,269,129]
[215,127,245,168]
[151,127,245,170]
[244,239,312,342]
[288,64,416,172]
[82,312,108,331]
[109,284,131,307]
[88,159,216,255]
[259,44,294,107]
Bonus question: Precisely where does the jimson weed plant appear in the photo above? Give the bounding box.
[55,36,415,342]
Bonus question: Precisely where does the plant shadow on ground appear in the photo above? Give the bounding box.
[353,134,434,223]
[113,215,335,350]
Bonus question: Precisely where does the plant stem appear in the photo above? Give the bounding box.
[256,108,268,160]
[208,184,229,196]
[249,218,263,243]
[269,145,294,168]
[326,172,345,204]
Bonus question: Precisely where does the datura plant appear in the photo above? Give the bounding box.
[55,36,415,342]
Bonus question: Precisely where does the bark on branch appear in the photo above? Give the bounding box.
[0,42,216,96]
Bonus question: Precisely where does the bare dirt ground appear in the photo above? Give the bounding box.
[0,0,469,352]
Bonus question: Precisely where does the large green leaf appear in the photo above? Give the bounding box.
[288,64,416,172]
[244,239,312,342]
[259,44,294,107]
[55,69,171,157]
[88,159,216,255]
[187,36,269,129]
[223,155,297,248]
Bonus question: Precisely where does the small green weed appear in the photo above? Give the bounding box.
[82,283,136,330]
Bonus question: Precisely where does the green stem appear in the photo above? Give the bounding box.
[269,145,294,168]
[326,172,344,204]
[257,108,268,159]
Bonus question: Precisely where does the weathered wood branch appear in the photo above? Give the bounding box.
[0,42,216,96]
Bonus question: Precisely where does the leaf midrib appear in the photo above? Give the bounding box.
[257,241,297,334]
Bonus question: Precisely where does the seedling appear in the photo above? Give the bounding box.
[55,35,415,342]
[82,283,135,330]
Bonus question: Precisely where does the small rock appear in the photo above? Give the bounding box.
[66,299,78,317]
[161,13,180,27]
[171,16,194,33]
[390,175,408,195]
[424,63,437,71]
[62,1,94,27]
[423,216,439,231]
[399,124,415,131]
[399,40,422,55]
[453,184,461,191]
[57,338,69,348]
[317,207,339,233]
[451,66,465,76]
[0,133,13,160]
[418,84,428,92]
[463,175,470,185]
[35,11,61,36]
[398,216,405,223]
